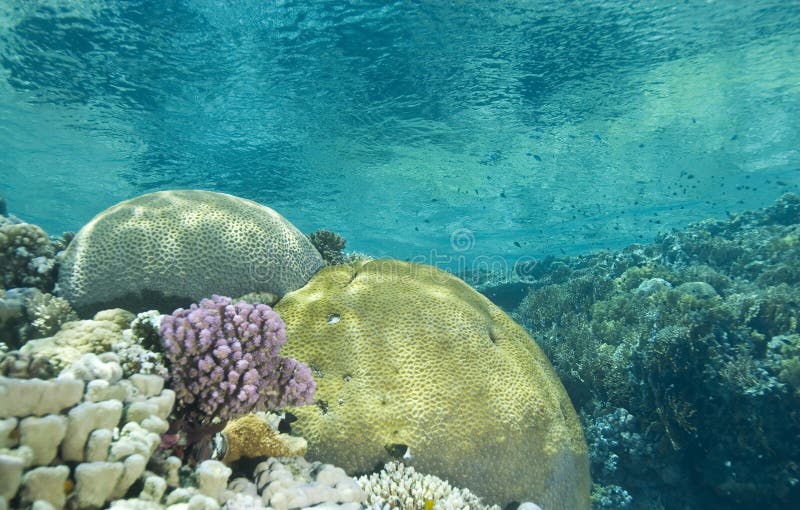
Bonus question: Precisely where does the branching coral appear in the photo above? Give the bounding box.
[23,291,79,339]
[0,222,57,291]
[159,295,315,427]
[307,228,347,265]
[358,461,502,510]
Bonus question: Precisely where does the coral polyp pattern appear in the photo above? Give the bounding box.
[274,259,590,508]
[57,190,324,316]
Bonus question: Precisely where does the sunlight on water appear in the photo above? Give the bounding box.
[1,0,798,270]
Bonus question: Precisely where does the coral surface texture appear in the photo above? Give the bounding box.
[57,190,324,316]
[274,259,590,508]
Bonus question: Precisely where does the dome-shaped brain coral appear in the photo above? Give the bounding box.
[57,190,324,316]
[273,259,590,508]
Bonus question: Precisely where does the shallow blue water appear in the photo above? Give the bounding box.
[1,0,799,270]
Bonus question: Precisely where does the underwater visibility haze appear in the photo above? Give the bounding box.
[1,0,799,265]
[1,1,800,510]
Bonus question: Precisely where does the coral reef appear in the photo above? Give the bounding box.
[0,288,28,347]
[357,461,503,510]
[215,412,307,464]
[0,289,79,349]
[0,351,56,379]
[0,352,174,509]
[307,229,347,266]
[21,290,79,340]
[56,190,324,316]
[274,259,590,508]
[252,457,365,510]
[0,222,57,292]
[510,193,800,510]
[159,295,315,427]
[234,291,280,307]
[19,309,134,372]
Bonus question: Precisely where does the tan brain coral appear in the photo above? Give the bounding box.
[57,190,324,315]
[218,412,307,464]
[274,259,590,508]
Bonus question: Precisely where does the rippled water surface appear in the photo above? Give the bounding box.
[1,0,799,266]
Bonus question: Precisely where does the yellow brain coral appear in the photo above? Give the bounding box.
[274,259,590,508]
[58,190,324,316]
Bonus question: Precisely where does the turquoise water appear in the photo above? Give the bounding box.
[2,3,800,510]
[1,0,799,265]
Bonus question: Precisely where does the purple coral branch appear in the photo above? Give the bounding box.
[160,295,315,425]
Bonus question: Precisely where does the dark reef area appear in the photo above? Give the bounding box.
[502,193,800,509]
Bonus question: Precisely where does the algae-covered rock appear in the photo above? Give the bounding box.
[274,259,590,508]
[57,190,324,316]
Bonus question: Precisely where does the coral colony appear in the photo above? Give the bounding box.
[159,295,315,426]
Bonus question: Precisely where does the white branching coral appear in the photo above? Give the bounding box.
[357,461,501,510]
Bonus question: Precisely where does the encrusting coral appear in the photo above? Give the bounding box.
[57,190,324,316]
[274,259,590,508]
[216,412,307,464]
[19,309,134,372]
[159,295,316,428]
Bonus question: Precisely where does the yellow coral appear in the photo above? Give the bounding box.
[219,412,307,463]
[274,259,590,508]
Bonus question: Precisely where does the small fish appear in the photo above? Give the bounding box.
[415,227,419,231]
[533,154,542,161]
[730,134,738,141]
[513,241,521,248]
[638,143,644,148]
[593,134,602,141]
[500,191,507,198]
